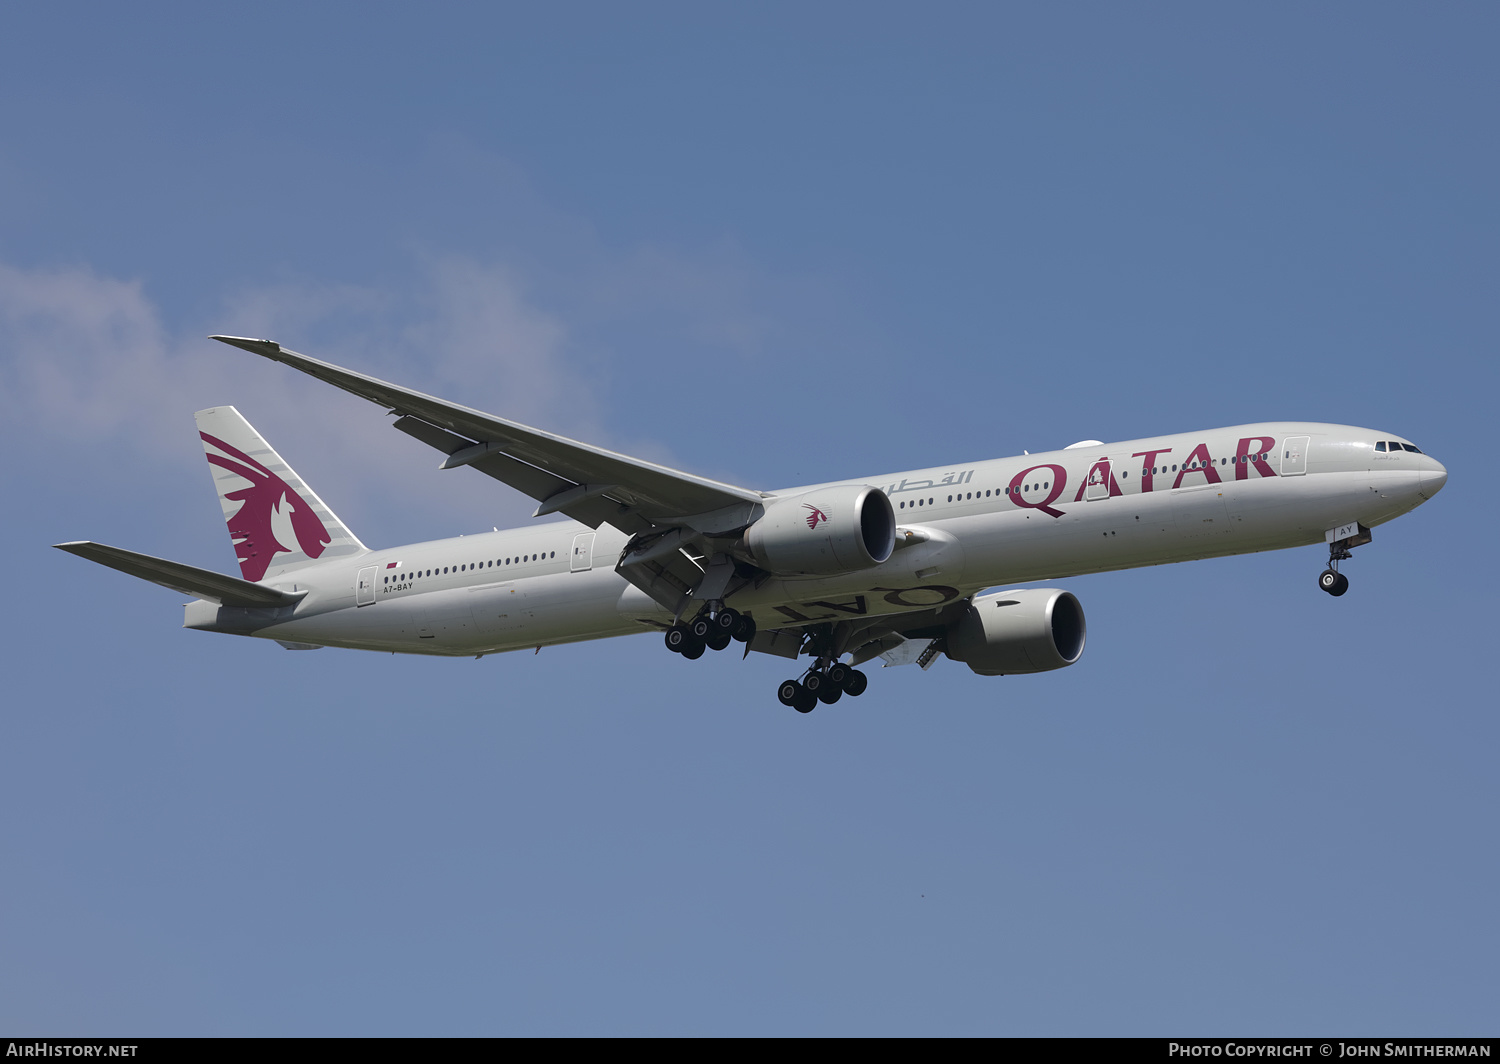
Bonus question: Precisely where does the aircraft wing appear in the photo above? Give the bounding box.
[211,336,764,536]
[54,541,305,608]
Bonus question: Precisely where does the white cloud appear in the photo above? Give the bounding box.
[0,258,596,539]
[0,263,177,444]
[0,219,815,545]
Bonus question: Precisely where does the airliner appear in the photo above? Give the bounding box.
[56,336,1448,712]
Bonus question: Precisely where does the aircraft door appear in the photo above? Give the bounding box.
[1280,436,1310,477]
[356,565,377,606]
[1084,458,1113,501]
[570,532,596,573]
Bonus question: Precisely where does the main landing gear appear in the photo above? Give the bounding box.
[776,661,869,714]
[663,606,755,659]
[665,607,870,713]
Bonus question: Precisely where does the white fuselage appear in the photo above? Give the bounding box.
[186,422,1445,655]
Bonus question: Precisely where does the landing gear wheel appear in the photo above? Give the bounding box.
[793,691,817,713]
[777,680,803,707]
[712,608,739,633]
[802,671,823,697]
[842,669,868,697]
[680,638,705,660]
[689,616,713,641]
[706,629,732,652]
[826,662,850,687]
[1319,569,1350,596]
[816,679,843,705]
[664,625,691,653]
[731,614,757,643]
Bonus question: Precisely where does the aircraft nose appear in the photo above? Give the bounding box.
[1420,458,1448,499]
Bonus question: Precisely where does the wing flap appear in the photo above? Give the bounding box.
[212,336,762,527]
[54,541,304,608]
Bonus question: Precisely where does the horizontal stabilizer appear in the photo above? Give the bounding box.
[53,541,305,608]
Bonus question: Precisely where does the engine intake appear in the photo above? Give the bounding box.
[945,588,1086,675]
[744,485,895,576]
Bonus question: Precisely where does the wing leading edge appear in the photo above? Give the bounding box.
[209,336,764,536]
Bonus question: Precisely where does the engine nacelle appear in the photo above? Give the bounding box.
[945,588,1086,676]
[744,485,896,576]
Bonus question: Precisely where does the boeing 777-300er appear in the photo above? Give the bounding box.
[56,336,1449,712]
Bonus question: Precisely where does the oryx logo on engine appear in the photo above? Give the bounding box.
[804,505,828,530]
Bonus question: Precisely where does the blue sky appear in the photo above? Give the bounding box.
[1,3,1495,1035]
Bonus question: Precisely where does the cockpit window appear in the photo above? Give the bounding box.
[1375,441,1387,452]
[1402,443,1422,454]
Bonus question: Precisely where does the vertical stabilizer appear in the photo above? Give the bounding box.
[195,406,367,581]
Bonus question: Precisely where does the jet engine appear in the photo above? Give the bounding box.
[945,588,1086,675]
[743,485,896,577]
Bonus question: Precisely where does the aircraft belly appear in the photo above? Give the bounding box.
[469,583,530,635]
[1172,485,1233,540]
[516,570,632,641]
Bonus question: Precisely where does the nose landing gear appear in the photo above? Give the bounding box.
[1318,522,1371,597]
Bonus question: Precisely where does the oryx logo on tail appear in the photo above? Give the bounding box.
[201,431,331,581]
[804,505,828,530]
